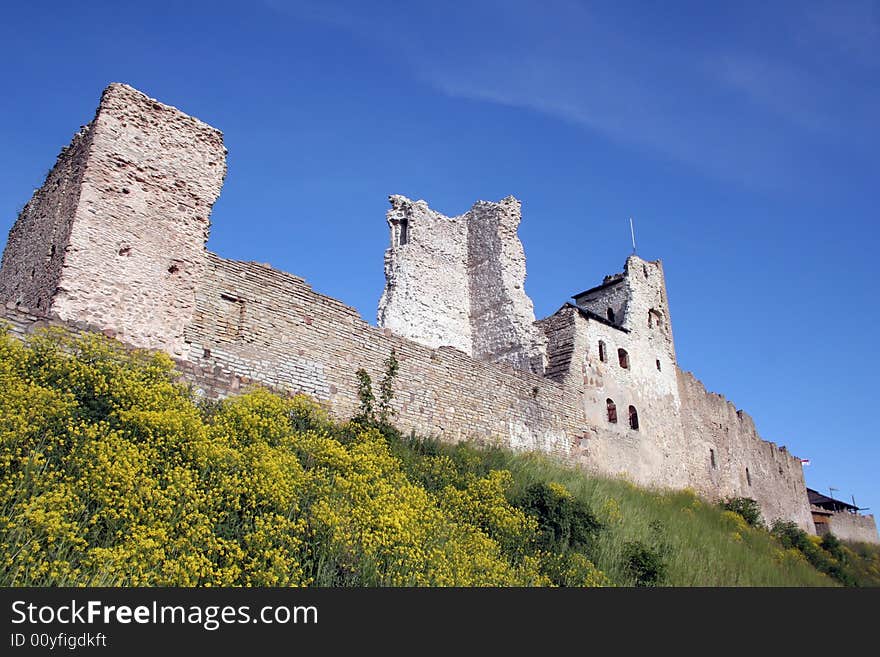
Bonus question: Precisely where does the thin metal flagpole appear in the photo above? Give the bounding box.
[629,217,636,254]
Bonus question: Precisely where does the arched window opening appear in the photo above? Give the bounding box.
[746,467,752,486]
[648,309,663,330]
[606,399,617,423]
[618,348,629,369]
[628,405,639,430]
[607,307,615,323]
[598,340,607,363]
[710,449,716,469]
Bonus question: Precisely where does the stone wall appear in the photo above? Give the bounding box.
[466,197,547,373]
[186,253,583,455]
[823,511,879,545]
[677,370,815,530]
[377,195,471,354]
[540,257,815,531]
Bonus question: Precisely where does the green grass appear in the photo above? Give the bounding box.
[388,435,837,587]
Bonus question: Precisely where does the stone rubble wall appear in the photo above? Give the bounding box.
[574,279,629,327]
[185,253,584,456]
[821,511,879,544]
[467,197,547,374]
[378,195,547,373]
[0,122,96,314]
[377,195,471,354]
[677,370,815,531]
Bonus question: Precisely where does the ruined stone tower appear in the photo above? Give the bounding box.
[0,83,227,356]
[377,194,548,374]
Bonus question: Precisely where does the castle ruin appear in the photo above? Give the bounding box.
[2,83,876,541]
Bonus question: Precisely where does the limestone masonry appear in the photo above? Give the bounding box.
[1,84,876,541]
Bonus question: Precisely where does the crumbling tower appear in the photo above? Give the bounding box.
[378,195,547,374]
[0,83,227,355]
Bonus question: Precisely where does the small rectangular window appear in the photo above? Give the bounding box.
[398,220,408,246]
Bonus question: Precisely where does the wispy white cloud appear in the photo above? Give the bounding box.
[265,0,879,190]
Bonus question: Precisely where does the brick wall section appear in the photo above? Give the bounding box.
[536,308,577,382]
[185,253,585,455]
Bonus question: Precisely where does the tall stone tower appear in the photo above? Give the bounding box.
[378,194,547,374]
[0,83,227,356]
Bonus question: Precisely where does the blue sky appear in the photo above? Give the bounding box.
[1,1,878,518]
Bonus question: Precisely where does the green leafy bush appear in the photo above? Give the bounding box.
[516,482,602,554]
[770,521,854,586]
[622,540,667,587]
[720,497,764,529]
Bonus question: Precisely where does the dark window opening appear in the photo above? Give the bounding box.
[648,311,653,328]
[398,219,408,246]
[30,267,35,280]
[746,467,752,486]
[203,347,212,359]
[168,263,180,274]
[118,245,131,257]
[656,359,661,371]
[607,307,615,323]
[606,398,617,423]
[628,405,639,430]
[643,264,648,279]
[49,244,56,257]
[710,449,716,469]
[618,348,629,369]
[598,340,607,363]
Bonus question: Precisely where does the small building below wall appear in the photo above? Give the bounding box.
[808,488,879,544]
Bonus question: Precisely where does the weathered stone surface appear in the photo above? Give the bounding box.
[817,509,879,544]
[0,83,227,356]
[378,194,547,374]
[377,195,471,354]
[2,82,865,537]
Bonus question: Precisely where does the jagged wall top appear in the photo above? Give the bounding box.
[378,194,547,373]
[0,83,227,355]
